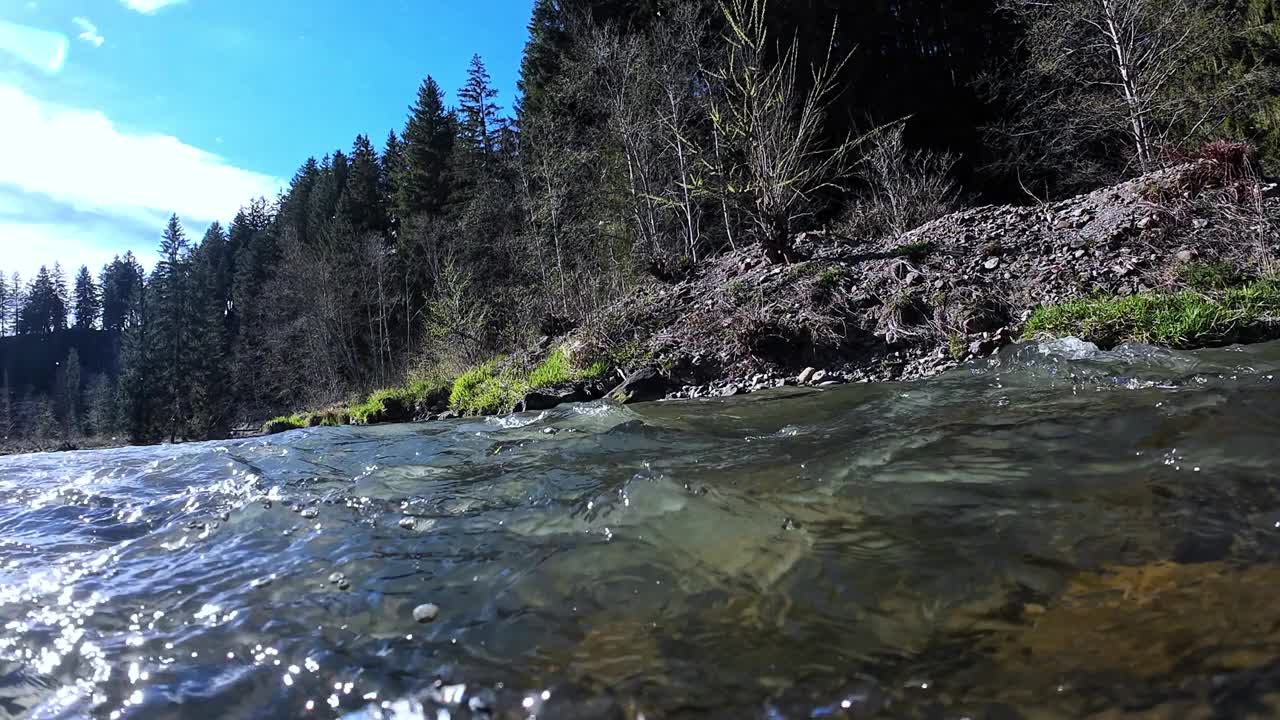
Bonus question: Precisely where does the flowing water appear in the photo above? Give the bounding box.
[5,339,1280,719]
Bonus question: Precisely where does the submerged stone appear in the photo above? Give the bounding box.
[413,603,440,623]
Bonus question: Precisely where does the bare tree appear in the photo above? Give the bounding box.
[847,121,961,239]
[998,0,1230,183]
[709,0,861,263]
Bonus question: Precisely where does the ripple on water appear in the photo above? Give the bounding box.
[4,341,1280,717]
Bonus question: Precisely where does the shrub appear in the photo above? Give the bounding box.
[893,241,934,263]
[1177,261,1242,292]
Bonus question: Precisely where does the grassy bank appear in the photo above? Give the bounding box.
[1024,278,1280,348]
[262,347,609,435]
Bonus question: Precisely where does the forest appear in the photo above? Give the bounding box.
[1,0,1277,446]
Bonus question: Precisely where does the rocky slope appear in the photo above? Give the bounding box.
[572,162,1279,400]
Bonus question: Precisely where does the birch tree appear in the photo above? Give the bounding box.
[999,0,1229,183]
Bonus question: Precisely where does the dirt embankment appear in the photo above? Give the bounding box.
[575,162,1280,400]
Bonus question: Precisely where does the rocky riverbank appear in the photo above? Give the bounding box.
[253,160,1280,435]
[565,161,1279,402]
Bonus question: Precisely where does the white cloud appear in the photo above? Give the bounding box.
[72,17,103,48]
[119,0,187,14]
[0,84,281,277]
[0,20,67,73]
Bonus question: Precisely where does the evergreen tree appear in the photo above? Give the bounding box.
[100,255,142,333]
[0,270,8,336]
[61,348,82,435]
[188,225,234,438]
[518,0,572,121]
[381,130,406,228]
[154,215,194,442]
[6,272,19,335]
[118,272,154,442]
[17,266,66,335]
[338,134,389,235]
[85,374,119,437]
[73,265,100,330]
[52,263,69,330]
[306,152,351,237]
[277,158,322,244]
[458,55,502,166]
[396,76,455,219]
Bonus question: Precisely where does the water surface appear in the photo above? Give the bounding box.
[4,339,1280,719]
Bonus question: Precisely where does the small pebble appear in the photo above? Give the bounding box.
[413,603,440,624]
[300,507,319,519]
[337,579,351,591]
[328,572,346,585]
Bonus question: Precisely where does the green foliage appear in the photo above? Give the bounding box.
[448,360,513,416]
[815,266,847,292]
[262,415,308,435]
[948,333,967,361]
[1023,280,1280,348]
[349,387,415,425]
[447,347,610,416]
[894,241,934,263]
[727,280,756,306]
[1177,261,1243,292]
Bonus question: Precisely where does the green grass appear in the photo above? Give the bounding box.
[1023,280,1280,348]
[262,346,610,432]
[262,414,308,435]
[448,348,610,416]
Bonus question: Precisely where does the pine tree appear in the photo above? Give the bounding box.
[338,134,388,235]
[85,374,119,437]
[458,55,502,166]
[73,265,100,330]
[518,0,572,121]
[154,214,194,442]
[381,130,405,226]
[18,266,62,335]
[118,272,154,442]
[7,272,20,337]
[188,225,234,438]
[51,262,69,331]
[397,76,455,219]
[0,270,8,336]
[62,348,82,435]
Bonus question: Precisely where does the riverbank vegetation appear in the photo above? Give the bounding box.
[1,0,1279,447]
[1025,276,1280,348]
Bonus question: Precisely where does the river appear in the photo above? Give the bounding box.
[4,339,1280,719]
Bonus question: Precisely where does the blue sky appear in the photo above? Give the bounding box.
[0,0,533,282]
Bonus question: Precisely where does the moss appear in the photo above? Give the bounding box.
[948,333,967,361]
[262,415,307,435]
[894,241,934,263]
[1023,279,1280,348]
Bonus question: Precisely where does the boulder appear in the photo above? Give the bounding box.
[517,385,590,413]
[608,367,667,405]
